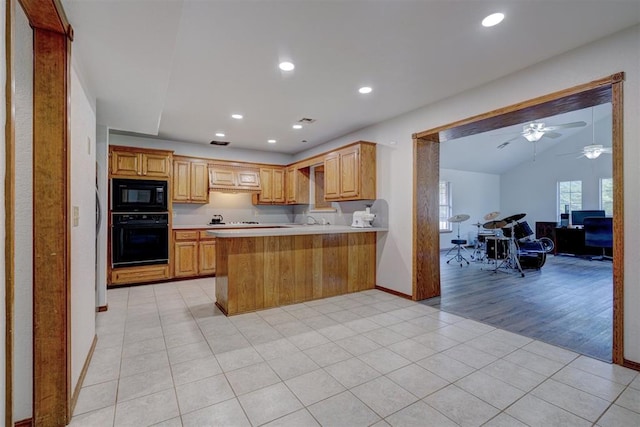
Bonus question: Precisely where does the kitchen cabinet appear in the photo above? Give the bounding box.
[253,167,286,204]
[173,156,209,203]
[324,141,376,201]
[173,229,216,278]
[110,146,172,178]
[209,166,261,192]
[285,166,310,205]
[111,264,170,286]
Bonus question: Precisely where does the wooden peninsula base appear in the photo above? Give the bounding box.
[215,232,377,315]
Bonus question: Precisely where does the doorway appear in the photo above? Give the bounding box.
[412,74,625,364]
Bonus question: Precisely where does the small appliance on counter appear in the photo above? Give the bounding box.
[351,206,376,228]
[209,214,224,225]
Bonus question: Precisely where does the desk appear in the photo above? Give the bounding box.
[554,227,611,256]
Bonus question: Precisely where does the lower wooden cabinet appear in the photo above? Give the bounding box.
[173,229,216,278]
[111,264,170,285]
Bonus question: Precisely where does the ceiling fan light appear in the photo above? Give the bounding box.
[523,130,544,142]
[584,144,603,159]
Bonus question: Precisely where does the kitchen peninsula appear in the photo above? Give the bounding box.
[209,225,386,315]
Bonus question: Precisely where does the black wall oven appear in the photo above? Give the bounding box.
[112,178,168,212]
[112,213,169,267]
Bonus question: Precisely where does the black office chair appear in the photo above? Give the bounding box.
[584,217,613,261]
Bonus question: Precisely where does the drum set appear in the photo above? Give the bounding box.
[446,211,554,277]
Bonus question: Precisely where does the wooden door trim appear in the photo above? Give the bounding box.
[413,73,625,365]
[14,0,73,424]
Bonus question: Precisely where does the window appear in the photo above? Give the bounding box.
[439,181,452,231]
[600,178,613,216]
[558,180,582,216]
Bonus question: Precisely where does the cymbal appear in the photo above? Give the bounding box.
[448,214,470,223]
[483,211,500,221]
[483,220,507,229]
[502,213,526,224]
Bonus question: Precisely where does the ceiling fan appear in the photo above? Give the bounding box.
[558,144,612,159]
[496,120,587,150]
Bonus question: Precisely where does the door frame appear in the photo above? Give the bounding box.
[412,73,625,365]
[6,0,73,424]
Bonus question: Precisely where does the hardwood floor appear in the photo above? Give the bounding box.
[423,250,613,361]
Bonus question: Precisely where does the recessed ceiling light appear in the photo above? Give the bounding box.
[292,124,303,129]
[279,61,295,71]
[358,86,373,94]
[231,114,243,119]
[267,139,276,144]
[482,12,504,27]
[215,132,225,137]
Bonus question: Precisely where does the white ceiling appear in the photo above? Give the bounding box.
[441,104,613,175]
[62,1,640,154]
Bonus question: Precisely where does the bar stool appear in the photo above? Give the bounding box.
[445,214,471,267]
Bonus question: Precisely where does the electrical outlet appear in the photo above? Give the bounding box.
[72,206,79,227]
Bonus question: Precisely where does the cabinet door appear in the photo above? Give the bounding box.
[190,162,209,202]
[142,153,171,178]
[174,241,198,277]
[339,147,360,198]
[324,154,340,200]
[259,168,274,202]
[209,168,236,188]
[285,167,296,203]
[272,168,286,203]
[237,170,261,188]
[111,150,140,176]
[173,160,191,202]
[199,240,216,275]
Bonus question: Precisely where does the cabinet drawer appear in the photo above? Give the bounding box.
[175,230,199,240]
[111,265,170,285]
[199,230,215,240]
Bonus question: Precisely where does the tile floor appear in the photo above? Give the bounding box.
[70,278,640,427]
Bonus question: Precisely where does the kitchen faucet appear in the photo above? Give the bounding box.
[307,215,319,225]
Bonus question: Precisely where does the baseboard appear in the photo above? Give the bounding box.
[15,418,32,427]
[374,285,413,300]
[623,358,640,372]
[96,304,108,312]
[70,335,98,416]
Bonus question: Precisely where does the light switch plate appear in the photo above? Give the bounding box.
[73,206,79,227]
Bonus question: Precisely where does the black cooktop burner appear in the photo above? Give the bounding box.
[208,221,261,225]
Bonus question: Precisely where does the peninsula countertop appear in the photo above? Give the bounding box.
[205,224,388,238]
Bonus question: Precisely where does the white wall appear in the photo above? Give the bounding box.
[70,66,97,391]
[295,25,640,362]
[501,111,613,226]
[13,3,33,420]
[0,0,6,420]
[439,169,501,249]
[109,133,292,165]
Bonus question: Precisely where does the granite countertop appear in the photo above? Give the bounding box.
[205,224,388,238]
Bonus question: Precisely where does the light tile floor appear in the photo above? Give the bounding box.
[70,278,640,427]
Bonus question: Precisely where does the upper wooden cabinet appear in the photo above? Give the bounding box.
[324,142,376,201]
[110,146,172,178]
[253,167,286,205]
[209,165,261,192]
[285,166,310,205]
[173,156,209,203]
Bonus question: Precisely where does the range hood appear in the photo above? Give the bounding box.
[208,166,262,193]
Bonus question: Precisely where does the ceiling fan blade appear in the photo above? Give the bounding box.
[497,141,510,150]
[602,147,613,153]
[543,121,587,131]
[543,131,562,139]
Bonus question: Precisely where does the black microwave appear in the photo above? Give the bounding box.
[111,178,168,212]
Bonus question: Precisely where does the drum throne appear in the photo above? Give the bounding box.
[445,214,471,267]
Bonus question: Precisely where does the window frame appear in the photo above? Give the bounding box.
[439,181,452,232]
[557,180,583,217]
[599,177,613,216]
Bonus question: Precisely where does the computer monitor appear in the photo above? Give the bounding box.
[571,210,606,227]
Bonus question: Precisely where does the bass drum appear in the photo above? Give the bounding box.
[517,240,546,269]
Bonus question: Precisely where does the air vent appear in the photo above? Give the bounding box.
[297,118,316,124]
[210,140,230,146]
